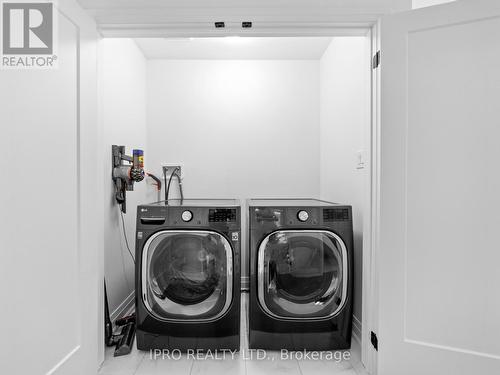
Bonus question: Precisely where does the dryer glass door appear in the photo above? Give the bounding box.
[258,230,347,319]
[142,230,233,322]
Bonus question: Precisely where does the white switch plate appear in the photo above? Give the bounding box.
[356,150,365,170]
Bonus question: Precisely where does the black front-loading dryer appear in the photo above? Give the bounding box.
[248,199,353,351]
[135,199,241,351]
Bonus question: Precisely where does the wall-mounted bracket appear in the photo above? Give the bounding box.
[112,145,145,213]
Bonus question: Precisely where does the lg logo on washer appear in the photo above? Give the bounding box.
[1,1,58,69]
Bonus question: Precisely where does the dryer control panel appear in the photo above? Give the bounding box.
[284,208,320,225]
[251,205,351,229]
[252,207,321,227]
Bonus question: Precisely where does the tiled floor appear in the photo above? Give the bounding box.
[99,294,368,375]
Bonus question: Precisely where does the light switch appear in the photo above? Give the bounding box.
[356,150,365,170]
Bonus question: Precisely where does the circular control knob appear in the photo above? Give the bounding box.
[181,210,193,222]
[297,210,309,222]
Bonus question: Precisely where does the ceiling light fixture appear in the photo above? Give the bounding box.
[223,36,243,43]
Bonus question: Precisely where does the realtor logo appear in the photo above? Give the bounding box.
[3,2,53,54]
[1,1,57,68]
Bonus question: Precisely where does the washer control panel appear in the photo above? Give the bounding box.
[137,205,239,228]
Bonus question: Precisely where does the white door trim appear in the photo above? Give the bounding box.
[79,0,412,38]
[99,24,373,38]
[359,20,382,375]
[54,1,101,373]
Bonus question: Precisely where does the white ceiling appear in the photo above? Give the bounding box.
[77,0,412,38]
[134,37,333,60]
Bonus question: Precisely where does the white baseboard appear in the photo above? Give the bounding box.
[352,315,362,345]
[110,290,135,323]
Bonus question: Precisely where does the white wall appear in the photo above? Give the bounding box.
[319,37,370,330]
[412,0,455,9]
[99,39,148,317]
[147,59,320,285]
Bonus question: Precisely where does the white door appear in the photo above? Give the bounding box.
[0,4,99,375]
[378,0,500,374]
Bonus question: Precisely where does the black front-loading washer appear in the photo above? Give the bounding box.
[135,199,241,351]
[248,199,353,351]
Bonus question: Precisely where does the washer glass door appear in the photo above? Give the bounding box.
[258,230,347,319]
[142,230,233,321]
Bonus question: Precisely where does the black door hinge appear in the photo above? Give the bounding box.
[371,331,379,351]
[372,51,381,69]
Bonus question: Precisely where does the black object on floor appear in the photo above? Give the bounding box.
[104,281,137,357]
[106,313,137,357]
[116,314,136,327]
[114,321,136,357]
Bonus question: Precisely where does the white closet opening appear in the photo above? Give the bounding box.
[100,33,371,364]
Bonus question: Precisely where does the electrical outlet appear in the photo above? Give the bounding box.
[162,164,183,179]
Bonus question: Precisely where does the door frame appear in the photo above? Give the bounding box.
[364,20,382,375]
[95,22,380,375]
